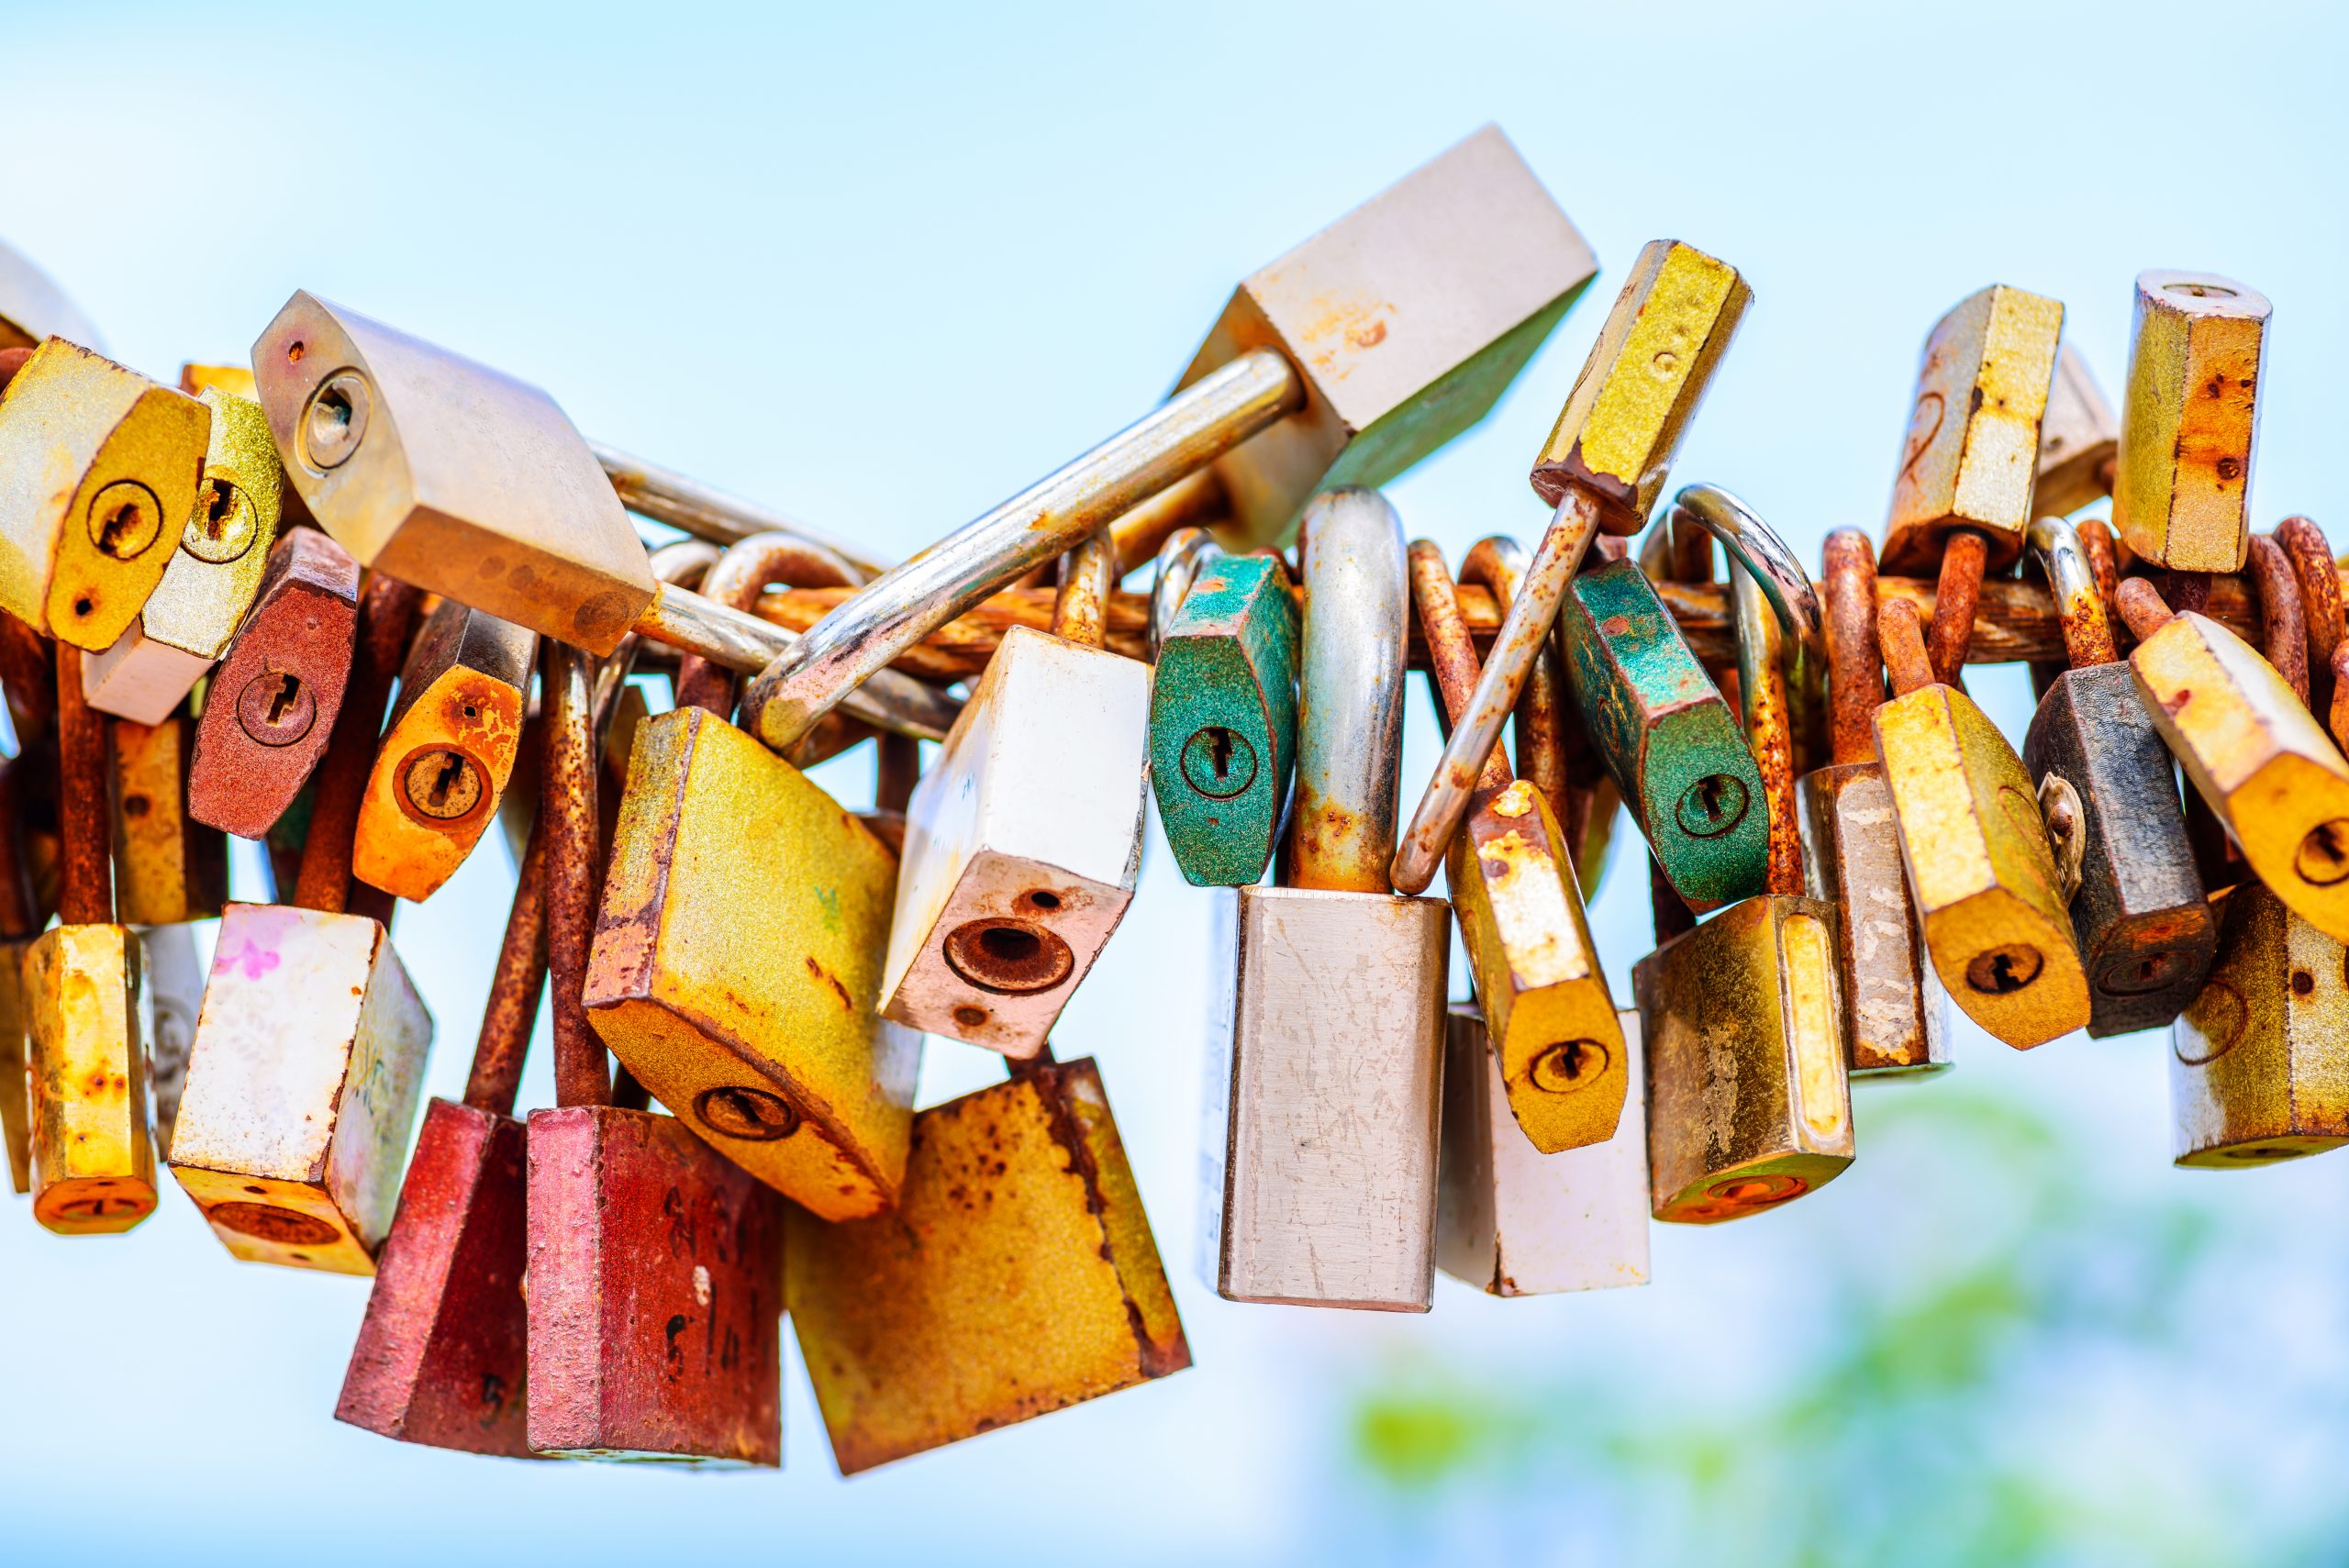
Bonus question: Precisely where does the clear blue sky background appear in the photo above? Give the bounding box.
[3,2,2345,1563]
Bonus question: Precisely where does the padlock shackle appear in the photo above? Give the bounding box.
[1052,530,1118,651]
[1460,535,1577,835]
[591,440,892,578]
[1879,596,1939,698]
[1408,539,1514,798]
[1731,562,1803,898]
[1147,528,1225,661]
[53,641,111,928]
[594,539,719,721]
[542,639,610,1110]
[291,573,423,917]
[740,349,1303,753]
[2276,516,2345,681]
[673,531,865,718]
[1667,484,1826,775]
[463,809,547,1118]
[2025,515,2121,671]
[2115,577,2176,643]
[1820,530,1884,768]
[2244,534,2310,707]
[1288,488,1408,895]
[1926,529,1990,686]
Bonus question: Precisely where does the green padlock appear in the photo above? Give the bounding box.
[1559,555,1768,911]
[1147,529,1298,886]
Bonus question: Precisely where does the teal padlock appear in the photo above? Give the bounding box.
[1560,555,1768,912]
[1147,529,1299,886]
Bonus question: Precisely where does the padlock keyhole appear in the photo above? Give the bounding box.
[1965,942,2044,995]
[1674,772,1751,840]
[265,674,303,727]
[1181,724,1259,800]
[2297,818,2349,887]
[427,754,464,810]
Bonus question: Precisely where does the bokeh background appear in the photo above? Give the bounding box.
[5,2,2346,1562]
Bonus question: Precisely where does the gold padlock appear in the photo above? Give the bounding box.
[2171,882,2349,1166]
[2114,272,2270,573]
[0,339,210,650]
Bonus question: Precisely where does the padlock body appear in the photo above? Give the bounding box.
[0,339,208,648]
[2131,611,2349,945]
[250,294,655,655]
[1204,884,1448,1309]
[2115,272,2268,573]
[338,1097,530,1456]
[525,1106,783,1465]
[1876,683,2089,1048]
[2032,342,2118,519]
[2171,883,2349,1166]
[1560,558,1768,910]
[1447,778,1625,1151]
[788,1057,1188,1474]
[885,625,1148,1058]
[170,904,434,1273]
[1797,762,1951,1073]
[2022,662,2215,1036]
[111,715,227,925]
[24,923,154,1233]
[1179,128,1598,546]
[1437,1005,1650,1296]
[1148,553,1298,886]
[1636,895,1853,1223]
[587,706,916,1219]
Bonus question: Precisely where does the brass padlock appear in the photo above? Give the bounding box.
[745,128,1595,755]
[2171,882,2349,1165]
[882,529,1149,1057]
[1205,487,1448,1310]
[109,712,227,926]
[0,339,210,650]
[2118,577,2349,946]
[787,1051,1189,1473]
[1148,531,1298,886]
[1408,538,1622,1153]
[1394,238,1750,895]
[1875,594,2089,1047]
[1437,1004,1650,1296]
[351,599,536,902]
[0,240,101,352]
[25,641,156,1233]
[2032,343,2119,520]
[2020,515,2214,1036]
[2114,272,2270,573]
[1638,510,1854,1222]
[168,579,436,1273]
[531,641,783,1465]
[83,387,284,724]
[187,528,361,838]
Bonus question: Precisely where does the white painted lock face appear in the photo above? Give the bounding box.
[884,625,1149,1058]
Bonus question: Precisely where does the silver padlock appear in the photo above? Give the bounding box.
[882,529,1149,1059]
[1202,487,1449,1312]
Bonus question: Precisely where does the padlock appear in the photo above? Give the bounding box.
[1875,594,2088,1046]
[2033,343,2119,520]
[350,599,536,902]
[1147,530,1298,886]
[1204,487,1448,1309]
[2114,272,2270,573]
[0,751,41,1192]
[1409,538,1622,1153]
[787,1051,1188,1473]
[0,240,101,352]
[83,387,284,724]
[2273,515,2344,723]
[2117,577,2349,946]
[1638,515,1853,1222]
[2170,881,2349,1165]
[531,640,784,1465]
[2020,515,2214,1036]
[109,712,227,926]
[168,577,436,1273]
[24,640,156,1233]
[187,528,361,837]
[140,919,204,1160]
[0,338,210,650]
[744,128,1595,756]
[1437,1001,1650,1296]
[880,528,1147,1056]
[1798,529,1951,1075]
[1394,238,1750,896]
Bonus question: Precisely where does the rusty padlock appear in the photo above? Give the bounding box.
[2114,272,2269,574]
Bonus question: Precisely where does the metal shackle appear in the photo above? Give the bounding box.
[1149,527,1226,660]
[1668,483,1827,776]
[2025,513,2121,670]
[1286,487,1409,895]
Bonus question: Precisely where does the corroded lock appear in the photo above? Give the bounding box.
[883,530,1149,1057]
[2020,515,2214,1035]
[83,387,284,724]
[1798,529,1951,1074]
[1394,238,1749,896]
[745,128,1594,757]
[1409,538,1622,1153]
[2033,343,2119,520]
[110,712,227,926]
[187,528,361,837]
[352,599,536,901]
[2114,272,2269,573]
[1876,595,2089,1046]
[0,339,209,650]
[1147,529,1298,886]
[0,240,101,352]
[531,643,783,1464]
[1437,1003,1650,1296]
[168,581,435,1273]
[1204,488,1448,1310]
[787,1052,1189,1473]
[2118,577,2349,946]
[2170,882,2349,1166]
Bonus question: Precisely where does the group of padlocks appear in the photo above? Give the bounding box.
[0,121,2328,1472]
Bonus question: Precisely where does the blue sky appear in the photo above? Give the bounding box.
[3,2,2345,1562]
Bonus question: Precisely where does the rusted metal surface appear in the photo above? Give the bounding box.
[2245,534,2309,705]
[24,922,152,1232]
[292,573,421,914]
[674,531,862,717]
[2168,570,2214,617]
[1286,490,1410,895]
[1926,528,1987,688]
[2078,518,2120,608]
[2027,515,2121,672]
[2171,883,2349,1165]
[1821,530,1882,767]
[1408,541,1510,794]
[541,639,607,1111]
[2114,272,2268,574]
[1879,597,1938,697]
[0,609,54,739]
[1462,536,1571,838]
[1733,563,1804,901]
[2277,516,2342,715]
[2116,577,2174,642]
[874,732,919,815]
[2332,643,2349,755]
[109,714,227,925]
[1051,529,1117,651]
[1109,467,1227,573]
[54,641,110,927]
[189,530,361,838]
[465,816,547,1118]
[1798,761,1950,1074]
